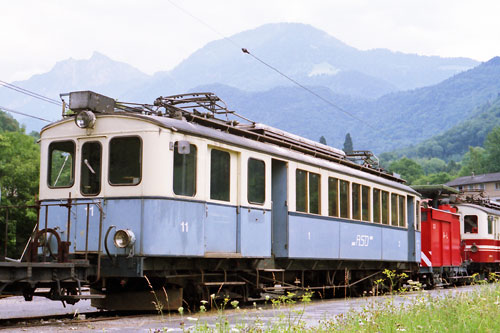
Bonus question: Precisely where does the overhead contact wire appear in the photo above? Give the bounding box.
[0,105,51,122]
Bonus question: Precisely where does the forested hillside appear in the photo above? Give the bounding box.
[0,110,39,257]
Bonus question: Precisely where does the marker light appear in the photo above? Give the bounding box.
[113,229,136,248]
[75,110,96,129]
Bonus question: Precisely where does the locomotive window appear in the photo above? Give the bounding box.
[296,169,307,212]
[464,215,478,233]
[80,142,102,196]
[48,141,75,188]
[398,196,406,227]
[309,172,320,214]
[391,193,398,226]
[488,216,493,234]
[248,158,265,204]
[210,149,230,201]
[109,136,141,185]
[362,185,370,222]
[339,180,350,219]
[173,142,197,196]
[381,191,389,225]
[328,177,339,217]
[352,183,361,220]
[373,189,381,223]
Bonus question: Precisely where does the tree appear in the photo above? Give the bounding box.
[388,157,424,184]
[458,146,487,176]
[0,110,20,132]
[343,133,353,154]
[319,136,327,145]
[0,131,40,257]
[483,126,500,173]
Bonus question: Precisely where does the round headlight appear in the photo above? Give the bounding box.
[113,229,136,248]
[75,111,96,129]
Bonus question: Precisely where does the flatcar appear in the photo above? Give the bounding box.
[0,91,422,310]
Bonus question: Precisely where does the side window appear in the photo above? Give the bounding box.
[248,158,265,204]
[488,216,493,235]
[80,142,102,196]
[352,183,361,220]
[328,177,339,217]
[391,193,398,226]
[339,180,350,219]
[373,189,381,223]
[48,141,75,188]
[309,172,320,214]
[381,191,389,225]
[296,169,307,212]
[398,196,406,227]
[295,169,320,214]
[173,142,197,196]
[464,215,478,233]
[109,137,141,185]
[210,149,230,201]
[362,185,370,222]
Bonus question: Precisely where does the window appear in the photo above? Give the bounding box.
[352,183,361,220]
[398,196,406,227]
[109,137,141,185]
[48,141,75,188]
[488,216,493,235]
[173,142,197,196]
[391,193,398,226]
[296,169,307,212]
[464,215,478,233]
[477,184,485,190]
[248,158,265,204]
[309,172,320,214]
[328,177,339,217]
[80,142,102,195]
[339,180,350,218]
[295,169,320,214]
[362,186,370,222]
[496,183,500,190]
[373,189,381,223]
[210,149,230,201]
[381,191,389,225]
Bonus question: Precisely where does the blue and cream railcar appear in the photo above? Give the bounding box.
[31,91,421,309]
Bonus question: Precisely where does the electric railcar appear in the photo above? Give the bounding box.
[0,91,422,310]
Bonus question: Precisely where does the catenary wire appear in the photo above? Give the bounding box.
[0,80,62,106]
[0,105,51,122]
[166,0,378,132]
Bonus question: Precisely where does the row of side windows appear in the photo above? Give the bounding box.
[295,170,410,228]
[173,142,266,205]
[48,137,142,195]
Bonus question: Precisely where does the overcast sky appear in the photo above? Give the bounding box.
[2,0,500,82]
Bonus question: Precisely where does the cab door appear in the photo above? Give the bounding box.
[204,147,239,254]
[75,140,103,252]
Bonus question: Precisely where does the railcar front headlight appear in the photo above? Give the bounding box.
[75,110,96,129]
[113,229,136,248]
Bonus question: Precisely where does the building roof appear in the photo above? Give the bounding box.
[446,172,500,187]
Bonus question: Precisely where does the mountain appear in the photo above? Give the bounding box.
[391,96,500,161]
[190,57,500,154]
[131,23,477,102]
[0,52,151,130]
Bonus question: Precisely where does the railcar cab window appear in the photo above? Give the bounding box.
[48,141,75,188]
[80,142,102,196]
[248,158,265,204]
[381,191,389,225]
[352,183,370,221]
[173,141,197,196]
[390,194,406,227]
[295,169,320,214]
[109,136,141,185]
[488,216,494,235]
[373,189,381,223]
[210,149,230,201]
[464,215,478,233]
